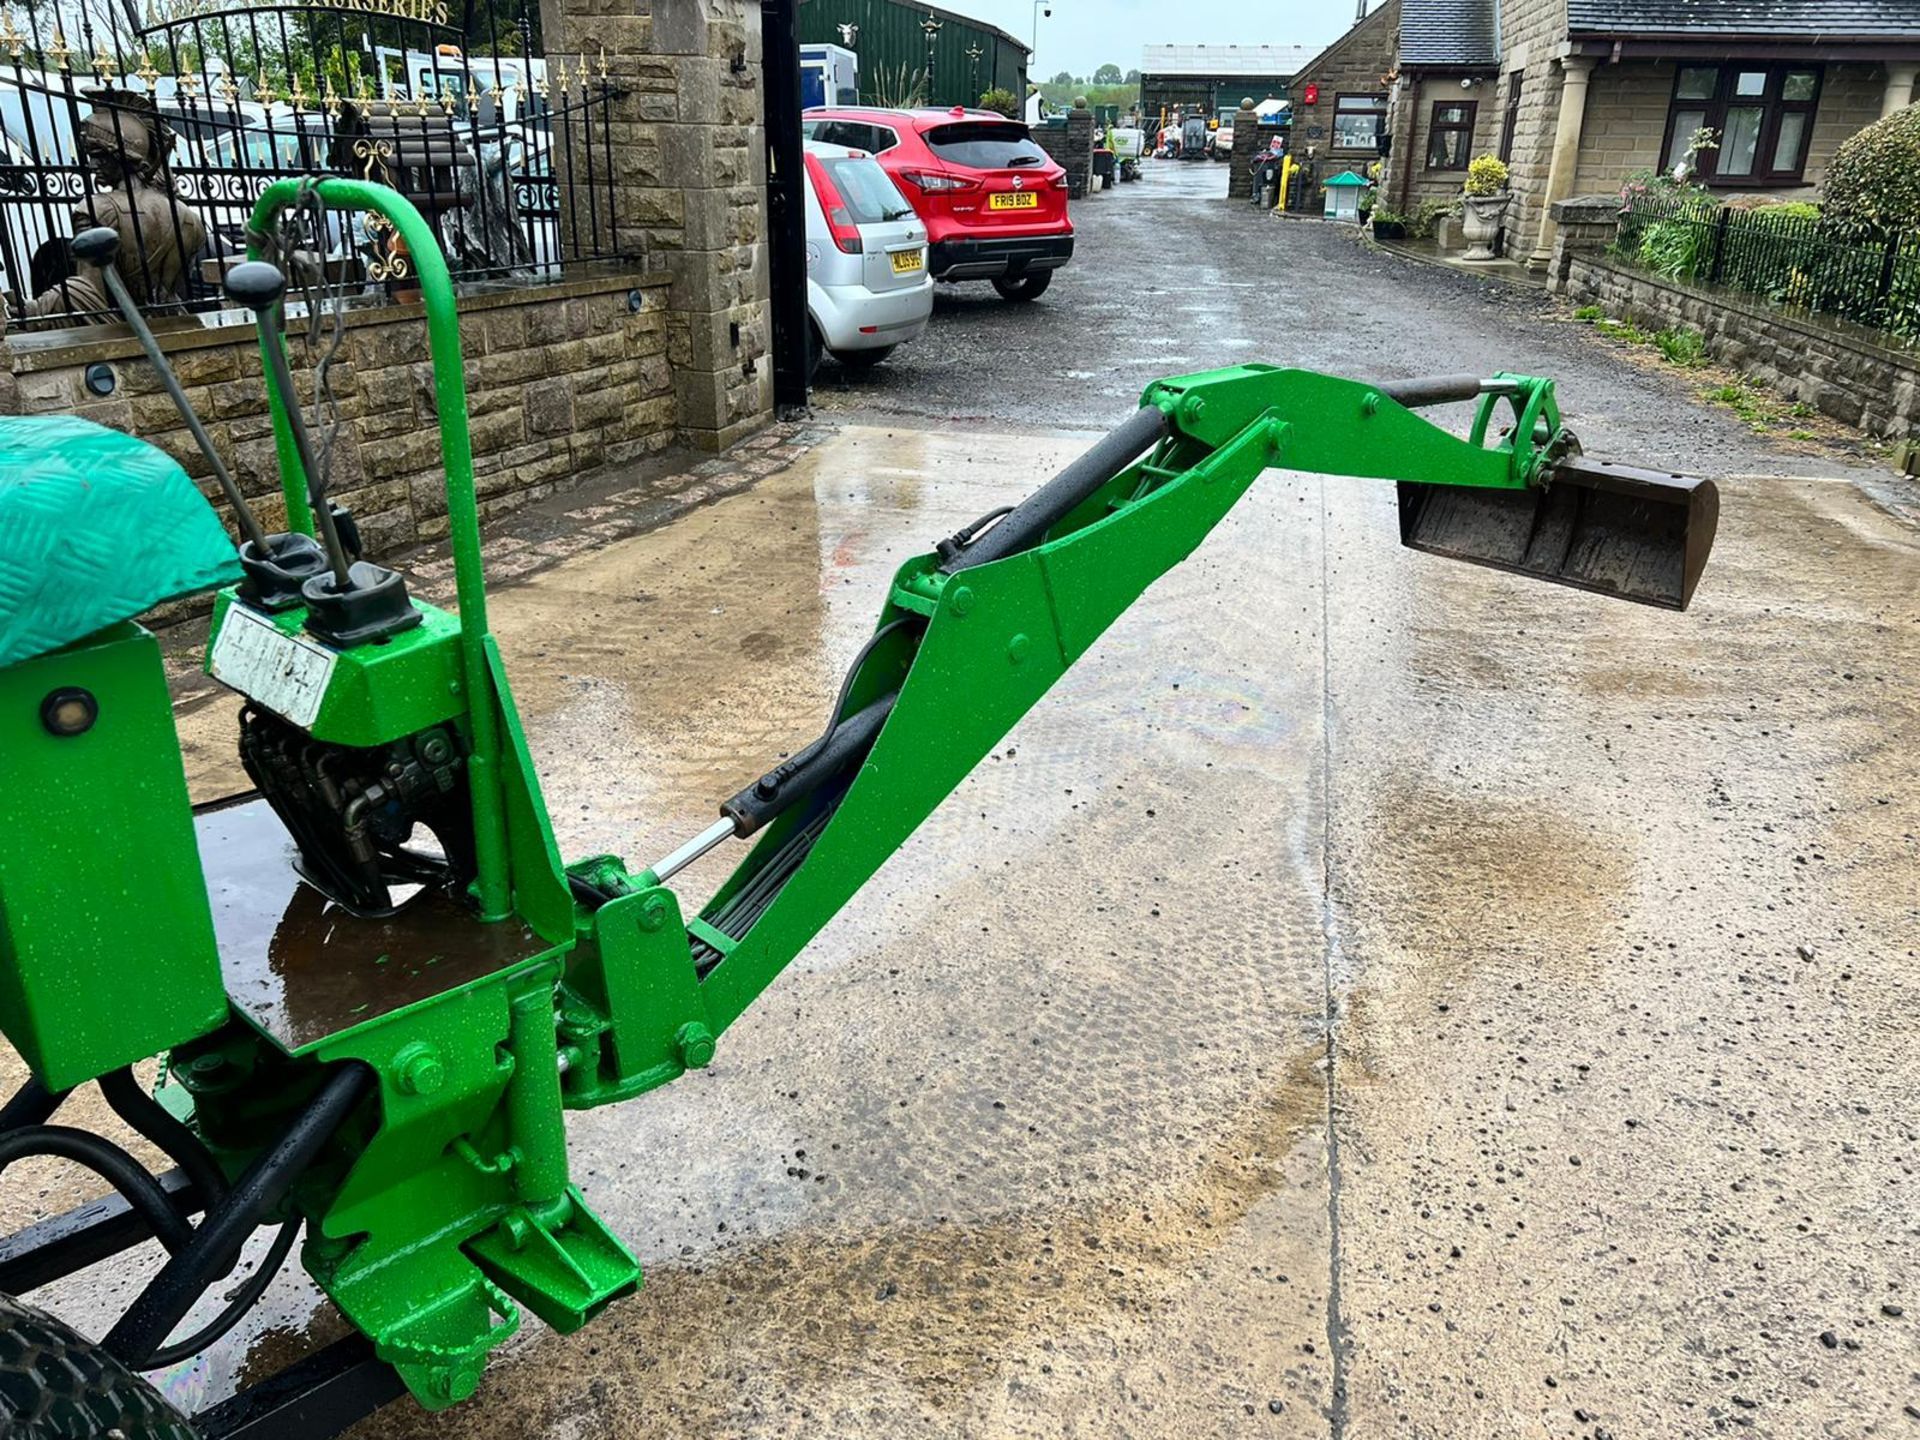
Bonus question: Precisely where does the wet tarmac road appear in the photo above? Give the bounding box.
[12,160,1920,1438]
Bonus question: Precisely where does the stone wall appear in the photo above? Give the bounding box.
[2,273,676,551]
[1290,0,1400,172]
[1552,214,1918,442]
[541,0,772,449]
[1034,105,1095,199]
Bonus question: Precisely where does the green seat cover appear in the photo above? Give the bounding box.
[0,416,241,669]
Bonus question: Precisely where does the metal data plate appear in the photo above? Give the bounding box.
[209,605,339,727]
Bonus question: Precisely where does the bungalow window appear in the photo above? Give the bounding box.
[1332,93,1388,150]
[1661,64,1822,184]
[1426,99,1477,169]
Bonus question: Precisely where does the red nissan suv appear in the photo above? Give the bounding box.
[801,106,1074,301]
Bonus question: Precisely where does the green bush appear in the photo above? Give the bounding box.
[1572,304,1605,322]
[1409,196,1460,239]
[1821,105,1920,238]
[1653,327,1706,367]
[978,87,1018,118]
[1637,218,1710,280]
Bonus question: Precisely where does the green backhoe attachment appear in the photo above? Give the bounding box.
[0,178,1718,1429]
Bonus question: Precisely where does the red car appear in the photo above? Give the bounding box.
[801,106,1074,301]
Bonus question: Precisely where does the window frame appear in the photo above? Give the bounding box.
[1659,62,1822,186]
[1330,91,1389,153]
[1425,97,1478,170]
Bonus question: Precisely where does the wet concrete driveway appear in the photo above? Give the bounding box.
[342,420,1917,1440]
[16,161,1920,1438]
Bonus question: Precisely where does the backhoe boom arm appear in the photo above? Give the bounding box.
[562,364,1716,1105]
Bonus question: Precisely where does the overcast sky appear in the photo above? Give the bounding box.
[944,0,1361,79]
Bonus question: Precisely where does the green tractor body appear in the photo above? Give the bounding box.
[0,179,1718,1426]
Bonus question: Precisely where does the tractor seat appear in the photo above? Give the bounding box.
[0,416,241,669]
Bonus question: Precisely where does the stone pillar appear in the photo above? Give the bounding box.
[1883,62,1918,118]
[1545,194,1620,294]
[541,0,773,451]
[1528,54,1596,270]
[1063,99,1094,199]
[1228,97,1261,200]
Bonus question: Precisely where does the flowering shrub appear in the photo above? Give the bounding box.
[1462,154,1508,196]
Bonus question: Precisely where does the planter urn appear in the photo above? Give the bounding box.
[1460,191,1512,261]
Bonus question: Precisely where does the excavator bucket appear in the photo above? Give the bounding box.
[1397,456,1718,611]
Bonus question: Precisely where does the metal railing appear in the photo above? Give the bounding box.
[1616,190,1920,347]
[0,0,628,332]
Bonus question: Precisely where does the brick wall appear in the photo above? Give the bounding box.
[2,273,676,552]
[1563,253,1920,440]
[1291,0,1400,173]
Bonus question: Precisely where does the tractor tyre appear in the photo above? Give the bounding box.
[991,272,1053,302]
[0,1292,198,1439]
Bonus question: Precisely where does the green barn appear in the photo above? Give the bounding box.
[799,0,1030,110]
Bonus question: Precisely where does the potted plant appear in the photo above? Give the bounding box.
[1459,154,1511,261]
[1370,207,1408,240]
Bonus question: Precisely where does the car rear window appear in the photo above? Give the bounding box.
[816,155,915,224]
[923,122,1048,169]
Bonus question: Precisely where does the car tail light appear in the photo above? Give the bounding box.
[1051,173,1069,190]
[900,169,979,195]
[804,152,863,254]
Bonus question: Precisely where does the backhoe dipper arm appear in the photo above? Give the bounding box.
[567,365,1716,1102]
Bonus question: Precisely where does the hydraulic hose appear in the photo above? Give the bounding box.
[942,404,1170,572]
[99,1068,230,1217]
[0,1126,194,1254]
[104,1062,372,1368]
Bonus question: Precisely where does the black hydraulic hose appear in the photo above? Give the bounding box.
[99,1068,230,1217]
[104,1062,373,1368]
[0,1126,194,1254]
[942,404,1171,573]
[0,1077,69,1132]
[140,1219,301,1371]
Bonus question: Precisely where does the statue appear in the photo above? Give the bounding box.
[12,90,207,325]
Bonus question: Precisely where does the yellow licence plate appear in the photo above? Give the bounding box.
[890,248,924,274]
[989,191,1040,210]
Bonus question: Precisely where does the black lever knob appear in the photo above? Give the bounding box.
[71,226,120,265]
[224,260,287,312]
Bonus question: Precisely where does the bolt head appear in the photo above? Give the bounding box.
[1007,632,1031,664]
[639,894,669,932]
[949,584,975,617]
[677,1022,716,1070]
[395,1043,446,1096]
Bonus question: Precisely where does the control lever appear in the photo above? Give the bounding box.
[225,259,422,648]
[224,260,353,591]
[71,228,271,555]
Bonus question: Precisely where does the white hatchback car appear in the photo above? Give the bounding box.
[803,139,932,375]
